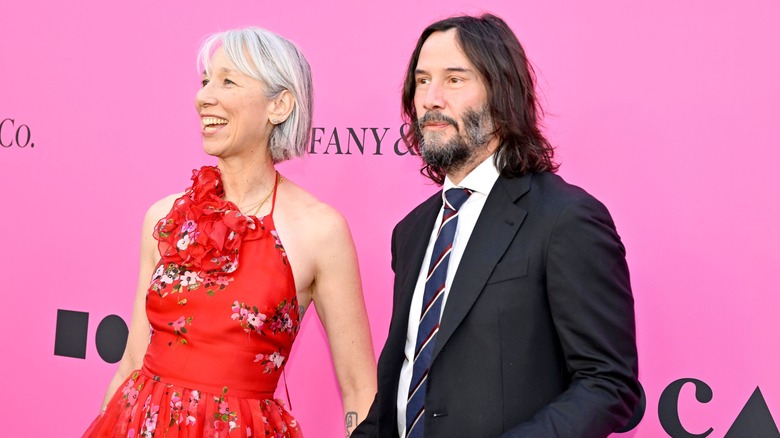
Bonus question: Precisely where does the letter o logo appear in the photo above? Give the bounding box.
[95,314,129,364]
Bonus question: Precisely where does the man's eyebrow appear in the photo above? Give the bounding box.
[414,67,474,75]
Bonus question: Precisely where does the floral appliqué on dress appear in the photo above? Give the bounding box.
[255,350,286,374]
[213,387,240,433]
[167,316,193,346]
[259,219,289,265]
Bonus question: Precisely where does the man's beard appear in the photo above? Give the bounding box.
[416,106,494,174]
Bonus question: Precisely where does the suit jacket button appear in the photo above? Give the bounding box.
[431,412,448,418]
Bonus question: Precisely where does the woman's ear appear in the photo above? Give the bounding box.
[268,90,295,125]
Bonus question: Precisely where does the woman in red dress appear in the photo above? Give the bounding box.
[84,27,376,437]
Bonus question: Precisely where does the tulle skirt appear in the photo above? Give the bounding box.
[83,370,302,438]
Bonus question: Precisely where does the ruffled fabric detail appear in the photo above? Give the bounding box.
[154,166,257,276]
[83,370,302,438]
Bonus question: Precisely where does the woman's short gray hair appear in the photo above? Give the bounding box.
[198,27,313,163]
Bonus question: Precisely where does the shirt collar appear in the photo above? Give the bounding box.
[442,153,500,197]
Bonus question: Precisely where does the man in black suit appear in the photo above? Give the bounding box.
[353,13,640,438]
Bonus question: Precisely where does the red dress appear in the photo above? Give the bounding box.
[84,166,303,437]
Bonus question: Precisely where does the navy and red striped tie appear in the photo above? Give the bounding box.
[406,187,472,437]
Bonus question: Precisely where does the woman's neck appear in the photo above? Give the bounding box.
[217,154,277,207]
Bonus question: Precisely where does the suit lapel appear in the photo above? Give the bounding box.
[395,194,441,315]
[431,175,532,363]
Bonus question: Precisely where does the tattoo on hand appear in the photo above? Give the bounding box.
[346,411,358,436]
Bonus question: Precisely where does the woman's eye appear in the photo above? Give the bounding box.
[224,78,235,85]
[201,79,210,87]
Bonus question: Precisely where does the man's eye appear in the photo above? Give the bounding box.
[416,78,430,85]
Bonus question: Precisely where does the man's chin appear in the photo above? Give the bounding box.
[421,130,451,144]
[421,150,462,171]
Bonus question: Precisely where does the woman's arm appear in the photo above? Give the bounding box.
[310,207,377,436]
[97,196,174,413]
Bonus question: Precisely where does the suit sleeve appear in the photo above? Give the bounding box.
[501,195,640,438]
[351,395,379,437]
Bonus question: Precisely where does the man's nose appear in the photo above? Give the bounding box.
[422,82,445,111]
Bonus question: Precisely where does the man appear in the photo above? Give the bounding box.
[353,13,640,438]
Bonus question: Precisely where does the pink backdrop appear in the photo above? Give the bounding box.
[2,0,779,436]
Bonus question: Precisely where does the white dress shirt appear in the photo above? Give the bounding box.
[396,155,500,436]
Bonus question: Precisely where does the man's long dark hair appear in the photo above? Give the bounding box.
[402,14,558,185]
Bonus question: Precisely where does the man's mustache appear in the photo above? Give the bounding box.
[417,112,459,130]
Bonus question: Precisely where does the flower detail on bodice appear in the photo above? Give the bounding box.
[154,166,256,276]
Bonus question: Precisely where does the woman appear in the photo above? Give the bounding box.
[84,27,376,437]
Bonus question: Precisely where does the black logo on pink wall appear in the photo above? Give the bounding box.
[1,118,35,148]
[308,125,416,156]
[656,379,779,437]
[54,311,780,435]
[4,120,416,154]
[54,309,128,363]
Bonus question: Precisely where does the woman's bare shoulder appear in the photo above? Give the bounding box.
[281,180,349,234]
[144,192,184,225]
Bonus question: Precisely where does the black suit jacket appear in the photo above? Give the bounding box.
[354,172,640,438]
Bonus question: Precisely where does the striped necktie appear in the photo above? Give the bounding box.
[406,187,472,437]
